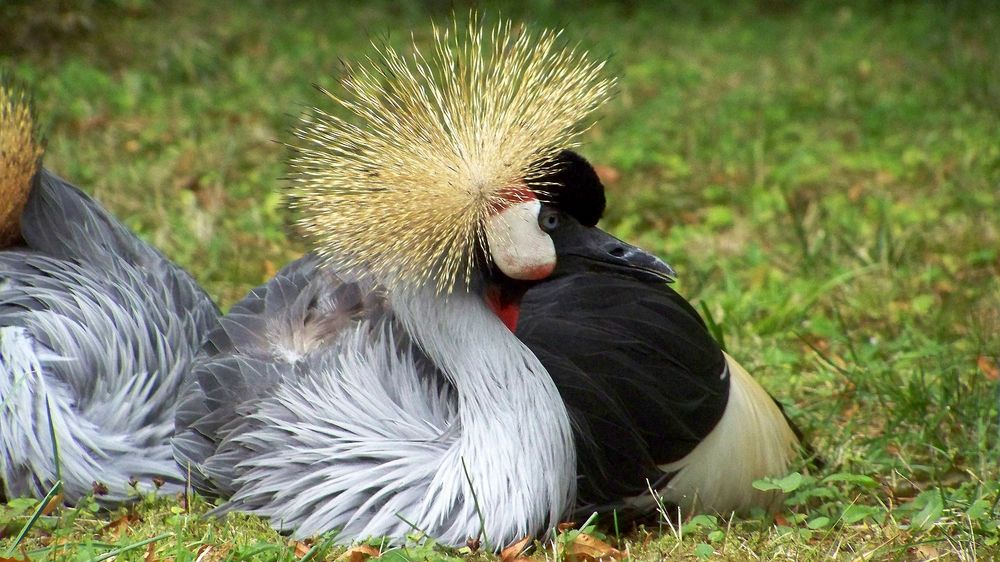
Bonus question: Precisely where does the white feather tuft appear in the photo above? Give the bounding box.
[658,353,799,514]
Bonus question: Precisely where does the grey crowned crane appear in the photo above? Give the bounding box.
[515,151,800,521]
[172,21,610,545]
[172,19,799,546]
[0,77,219,503]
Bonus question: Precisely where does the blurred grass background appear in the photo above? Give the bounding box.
[2,0,999,559]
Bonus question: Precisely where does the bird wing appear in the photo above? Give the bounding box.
[173,254,463,541]
[173,253,350,493]
[174,253,385,494]
[516,271,729,511]
[1,171,218,503]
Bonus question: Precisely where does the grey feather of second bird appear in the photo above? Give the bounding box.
[0,170,219,503]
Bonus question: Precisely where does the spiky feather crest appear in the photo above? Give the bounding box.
[288,17,614,293]
[0,73,43,248]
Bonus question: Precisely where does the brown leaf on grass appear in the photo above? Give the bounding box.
[0,555,29,562]
[499,535,533,562]
[102,512,140,538]
[192,544,230,562]
[41,493,63,516]
[847,182,864,202]
[333,545,380,562]
[977,355,999,381]
[840,402,860,421]
[640,530,653,549]
[291,540,311,558]
[564,533,624,562]
[194,544,217,562]
[144,541,158,562]
[910,544,940,560]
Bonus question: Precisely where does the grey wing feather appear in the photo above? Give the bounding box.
[172,254,472,542]
[173,356,286,496]
[207,324,460,541]
[23,171,158,269]
[173,253,385,493]
[1,170,218,503]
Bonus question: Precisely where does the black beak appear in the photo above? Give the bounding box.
[552,219,677,284]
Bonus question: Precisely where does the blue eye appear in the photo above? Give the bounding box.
[539,211,560,232]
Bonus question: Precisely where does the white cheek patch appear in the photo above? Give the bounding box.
[484,199,556,280]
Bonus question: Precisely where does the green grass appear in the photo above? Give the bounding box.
[2,0,999,559]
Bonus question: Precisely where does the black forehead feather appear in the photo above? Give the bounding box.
[530,150,606,227]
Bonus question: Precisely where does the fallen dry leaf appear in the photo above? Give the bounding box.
[840,402,860,421]
[102,512,140,538]
[564,533,624,562]
[977,355,999,381]
[41,493,63,516]
[0,555,29,562]
[499,535,533,562]
[910,543,940,560]
[291,540,311,558]
[192,544,230,562]
[334,545,380,562]
[144,541,158,562]
[640,530,653,549]
[194,545,217,562]
[92,481,109,496]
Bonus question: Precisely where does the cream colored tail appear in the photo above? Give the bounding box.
[659,352,799,515]
[0,75,42,248]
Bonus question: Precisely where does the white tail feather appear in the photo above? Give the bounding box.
[658,352,798,514]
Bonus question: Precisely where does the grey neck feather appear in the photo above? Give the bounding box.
[388,283,577,541]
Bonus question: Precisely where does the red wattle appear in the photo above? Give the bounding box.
[485,286,522,332]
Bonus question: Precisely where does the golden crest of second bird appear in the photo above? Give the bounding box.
[0,77,43,247]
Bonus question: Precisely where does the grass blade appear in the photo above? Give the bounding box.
[85,532,174,562]
[45,395,62,483]
[460,456,490,551]
[298,532,338,562]
[6,480,63,556]
[699,302,727,352]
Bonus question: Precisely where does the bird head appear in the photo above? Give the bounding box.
[287,16,614,294]
[527,150,676,286]
[477,149,676,330]
[0,73,43,248]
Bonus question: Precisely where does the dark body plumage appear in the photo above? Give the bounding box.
[514,150,797,518]
[518,271,728,515]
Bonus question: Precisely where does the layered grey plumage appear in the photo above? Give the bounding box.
[173,254,576,545]
[1,170,219,503]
